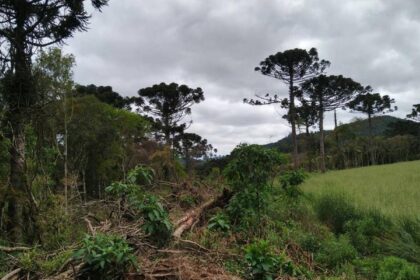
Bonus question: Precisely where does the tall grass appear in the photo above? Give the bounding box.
[301,160,420,220]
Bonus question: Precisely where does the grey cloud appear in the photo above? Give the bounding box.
[64,0,420,154]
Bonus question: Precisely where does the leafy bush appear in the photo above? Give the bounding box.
[353,256,420,280]
[314,194,360,234]
[224,144,286,233]
[244,240,280,280]
[105,182,141,199]
[74,234,137,279]
[126,165,154,186]
[208,213,230,232]
[137,194,172,245]
[280,169,306,198]
[315,235,357,268]
[376,257,420,280]
[344,210,392,255]
[244,240,307,280]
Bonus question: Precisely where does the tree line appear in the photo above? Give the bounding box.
[245,48,419,172]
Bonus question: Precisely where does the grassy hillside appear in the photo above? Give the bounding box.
[302,160,420,219]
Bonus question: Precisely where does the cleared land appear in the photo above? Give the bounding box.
[302,160,420,220]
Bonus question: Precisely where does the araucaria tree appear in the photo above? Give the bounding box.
[407,104,420,122]
[0,0,108,241]
[301,75,362,172]
[135,83,204,147]
[248,48,330,168]
[348,87,396,164]
[174,132,213,173]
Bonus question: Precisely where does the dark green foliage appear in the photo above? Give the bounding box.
[224,144,285,191]
[344,210,392,255]
[135,82,204,145]
[314,194,360,234]
[75,84,131,109]
[376,257,420,280]
[244,240,307,280]
[280,169,307,197]
[105,166,172,246]
[244,240,280,280]
[208,213,230,232]
[315,235,357,268]
[174,132,214,172]
[127,165,154,186]
[74,234,137,279]
[224,144,286,232]
[386,119,420,137]
[407,104,420,122]
[348,88,396,118]
[353,257,420,280]
[137,194,172,245]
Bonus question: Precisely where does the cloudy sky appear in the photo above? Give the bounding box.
[64,0,420,154]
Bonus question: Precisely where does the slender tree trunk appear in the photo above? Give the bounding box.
[368,113,375,165]
[289,76,298,169]
[64,93,69,213]
[319,109,326,173]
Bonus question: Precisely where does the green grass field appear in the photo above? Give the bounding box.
[302,160,420,220]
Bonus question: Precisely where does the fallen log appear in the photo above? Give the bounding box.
[172,188,233,238]
[0,246,31,253]
[0,268,21,280]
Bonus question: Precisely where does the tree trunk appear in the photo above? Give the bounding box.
[7,117,26,241]
[319,109,326,173]
[368,114,375,165]
[3,3,38,243]
[289,77,299,169]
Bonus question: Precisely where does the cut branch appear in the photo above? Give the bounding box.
[173,188,233,238]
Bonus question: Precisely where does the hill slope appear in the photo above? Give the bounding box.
[301,160,420,219]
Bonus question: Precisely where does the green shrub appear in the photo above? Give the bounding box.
[344,210,392,255]
[224,144,286,233]
[280,169,306,198]
[74,234,137,279]
[36,195,84,250]
[244,240,280,280]
[376,257,420,280]
[105,182,141,199]
[208,213,230,232]
[353,257,420,280]
[315,235,357,268]
[137,194,172,245]
[19,249,73,276]
[314,194,360,234]
[126,165,154,186]
[299,232,322,253]
[244,240,308,280]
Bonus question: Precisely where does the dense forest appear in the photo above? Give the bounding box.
[0,1,420,280]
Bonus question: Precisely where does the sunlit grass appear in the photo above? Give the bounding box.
[301,160,420,220]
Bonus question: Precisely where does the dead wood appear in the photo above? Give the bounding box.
[0,268,21,280]
[172,188,232,238]
[0,246,31,253]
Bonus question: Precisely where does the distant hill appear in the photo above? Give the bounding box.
[264,115,416,153]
